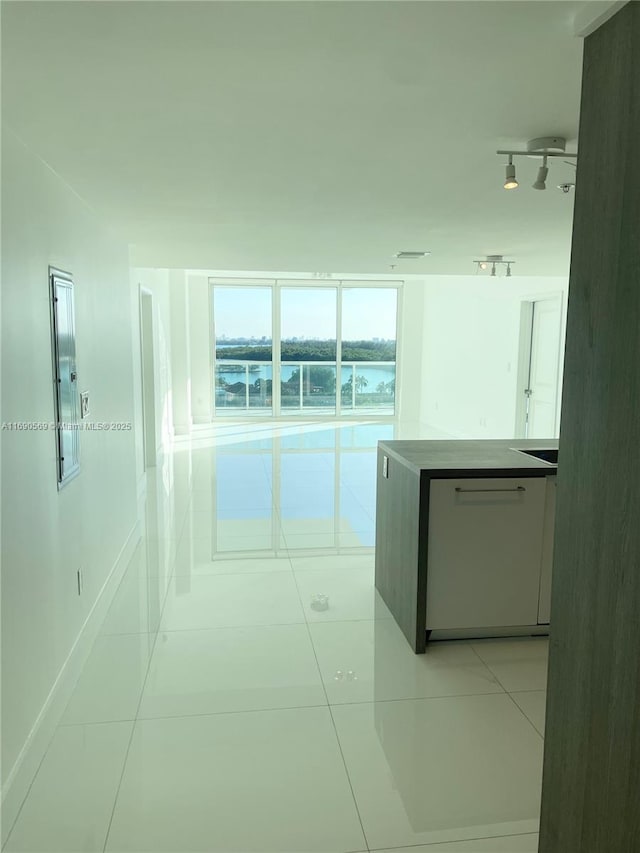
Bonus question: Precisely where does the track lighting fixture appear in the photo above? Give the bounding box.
[504,156,518,190]
[474,255,515,277]
[497,137,577,193]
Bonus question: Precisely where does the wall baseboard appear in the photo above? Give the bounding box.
[0,521,142,845]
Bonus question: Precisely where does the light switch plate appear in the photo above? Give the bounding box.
[80,391,90,419]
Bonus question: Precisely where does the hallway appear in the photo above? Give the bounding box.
[4,422,547,853]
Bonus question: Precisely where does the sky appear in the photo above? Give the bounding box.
[213,286,398,340]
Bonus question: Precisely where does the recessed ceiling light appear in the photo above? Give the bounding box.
[395,251,431,259]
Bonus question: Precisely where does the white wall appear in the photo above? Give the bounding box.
[420,275,568,438]
[0,131,139,830]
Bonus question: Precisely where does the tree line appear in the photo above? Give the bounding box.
[216,339,395,362]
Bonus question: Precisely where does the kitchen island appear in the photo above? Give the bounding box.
[375,439,558,652]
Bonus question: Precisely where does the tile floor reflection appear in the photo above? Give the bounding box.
[4,421,546,853]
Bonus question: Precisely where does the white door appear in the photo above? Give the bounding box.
[522,297,563,438]
[140,291,157,469]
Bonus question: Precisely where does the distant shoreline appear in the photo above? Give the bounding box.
[216,339,396,363]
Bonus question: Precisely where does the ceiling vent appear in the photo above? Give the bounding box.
[394,251,431,259]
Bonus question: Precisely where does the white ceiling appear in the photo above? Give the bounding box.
[2,1,592,276]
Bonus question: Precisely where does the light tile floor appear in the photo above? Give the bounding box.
[4,422,547,853]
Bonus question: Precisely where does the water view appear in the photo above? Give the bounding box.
[215,358,396,414]
[217,361,395,388]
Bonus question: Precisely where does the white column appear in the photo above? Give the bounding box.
[401,279,426,424]
[187,274,213,424]
[169,270,192,435]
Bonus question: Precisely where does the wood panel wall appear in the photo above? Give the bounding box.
[374,449,427,652]
[539,3,640,851]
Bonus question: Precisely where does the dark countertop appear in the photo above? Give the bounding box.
[378,438,559,478]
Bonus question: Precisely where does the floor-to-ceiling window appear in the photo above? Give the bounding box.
[213,284,273,415]
[211,279,400,418]
[340,286,397,415]
[280,287,338,414]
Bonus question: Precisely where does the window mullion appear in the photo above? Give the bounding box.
[273,282,281,416]
[336,282,342,417]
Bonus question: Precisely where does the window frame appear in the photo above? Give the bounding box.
[209,277,402,420]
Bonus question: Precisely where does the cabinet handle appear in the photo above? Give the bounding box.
[455,486,526,493]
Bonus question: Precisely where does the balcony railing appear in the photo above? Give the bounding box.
[214,360,396,415]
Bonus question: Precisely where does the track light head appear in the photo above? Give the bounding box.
[504,157,518,190]
[533,166,548,190]
[533,156,549,190]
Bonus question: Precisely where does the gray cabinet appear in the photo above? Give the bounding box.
[537,476,556,625]
[374,440,558,652]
